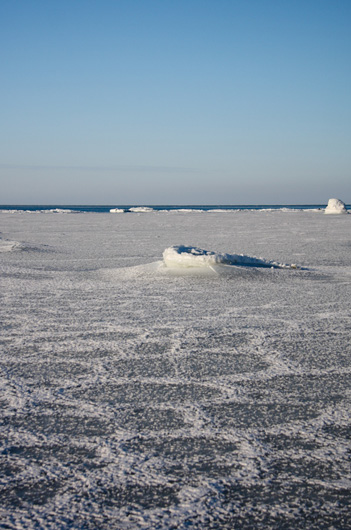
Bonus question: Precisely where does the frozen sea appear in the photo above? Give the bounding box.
[0,208,351,529]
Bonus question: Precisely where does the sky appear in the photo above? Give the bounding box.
[1,0,350,205]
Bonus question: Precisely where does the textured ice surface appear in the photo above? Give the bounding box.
[325,198,348,214]
[1,210,351,529]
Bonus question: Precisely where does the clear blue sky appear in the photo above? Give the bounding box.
[1,0,350,204]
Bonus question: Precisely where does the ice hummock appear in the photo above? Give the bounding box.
[110,207,153,213]
[163,245,297,269]
[325,198,348,214]
[129,207,154,213]
[0,238,21,252]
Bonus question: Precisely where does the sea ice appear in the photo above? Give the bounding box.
[109,208,125,213]
[163,245,297,269]
[324,198,348,214]
[1,210,351,530]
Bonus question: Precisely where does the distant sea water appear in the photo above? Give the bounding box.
[1,204,348,213]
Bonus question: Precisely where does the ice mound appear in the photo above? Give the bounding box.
[129,207,154,213]
[37,208,77,214]
[163,245,297,269]
[110,208,125,213]
[0,238,21,252]
[325,198,348,214]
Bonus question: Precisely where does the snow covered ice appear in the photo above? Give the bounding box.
[1,209,351,529]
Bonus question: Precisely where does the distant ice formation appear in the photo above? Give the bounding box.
[129,207,154,213]
[110,208,125,213]
[163,245,297,269]
[325,198,348,214]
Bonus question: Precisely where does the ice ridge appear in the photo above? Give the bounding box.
[163,245,298,269]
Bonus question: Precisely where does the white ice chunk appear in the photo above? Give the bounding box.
[41,209,78,213]
[110,208,125,213]
[129,207,154,213]
[325,198,348,214]
[163,245,297,269]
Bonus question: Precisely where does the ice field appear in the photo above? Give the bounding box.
[1,209,351,529]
